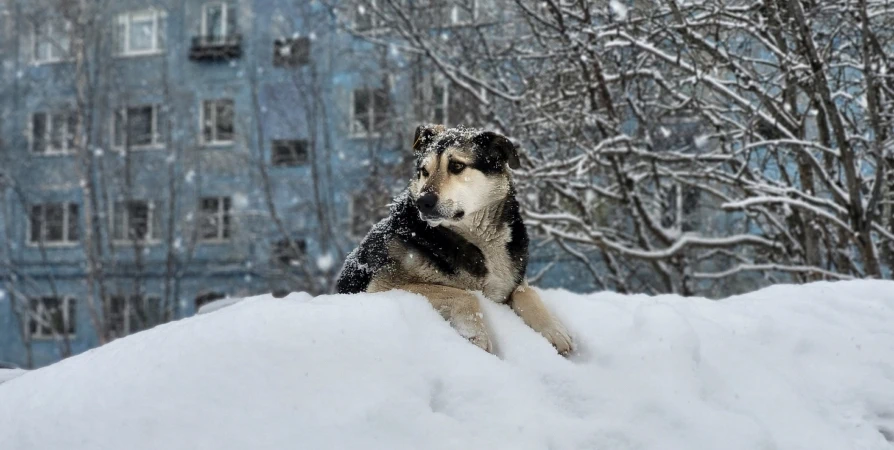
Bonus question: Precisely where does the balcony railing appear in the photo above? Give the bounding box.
[189,34,242,61]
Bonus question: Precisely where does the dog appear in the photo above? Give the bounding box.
[336,125,572,355]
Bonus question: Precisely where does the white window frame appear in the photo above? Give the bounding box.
[111,200,161,245]
[27,202,80,247]
[116,9,166,57]
[29,296,77,340]
[201,2,236,41]
[30,111,76,155]
[199,196,232,242]
[349,86,391,138]
[31,20,70,64]
[450,0,478,24]
[111,105,164,150]
[200,99,235,146]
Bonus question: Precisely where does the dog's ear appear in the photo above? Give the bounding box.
[473,131,520,170]
[412,124,445,154]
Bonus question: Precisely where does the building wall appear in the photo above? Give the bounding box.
[0,0,589,368]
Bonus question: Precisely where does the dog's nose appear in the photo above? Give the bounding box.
[416,192,439,215]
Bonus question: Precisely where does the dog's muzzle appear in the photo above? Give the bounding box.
[416,192,441,220]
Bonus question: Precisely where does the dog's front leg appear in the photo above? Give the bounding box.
[397,284,493,353]
[509,284,573,356]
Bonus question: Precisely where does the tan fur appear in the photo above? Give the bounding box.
[409,146,510,222]
[369,126,573,356]
[509,284,573,355]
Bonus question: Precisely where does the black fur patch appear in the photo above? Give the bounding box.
[503,191,529,286]
[390,195,488,278]
[335,192,489,294]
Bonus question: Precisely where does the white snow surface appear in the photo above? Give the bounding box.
[1,280,893,450]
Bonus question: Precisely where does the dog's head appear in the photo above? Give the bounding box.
[408,124,520,226]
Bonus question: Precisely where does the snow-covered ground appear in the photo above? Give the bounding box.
[1,281,893,449]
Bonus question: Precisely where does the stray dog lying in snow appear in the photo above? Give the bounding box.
[336,125,573,355]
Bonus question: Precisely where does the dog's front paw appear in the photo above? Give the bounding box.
[451,316,494,354]
[540,318,573,357]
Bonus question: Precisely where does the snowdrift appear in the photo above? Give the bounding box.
[1,281,893,450]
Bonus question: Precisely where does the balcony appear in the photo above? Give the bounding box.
[189,34,242,61]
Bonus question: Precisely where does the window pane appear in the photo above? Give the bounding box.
[113,202,126,240]
[200,214,219,240]
[200,198,220,240]
[54,24,70,59]
[353,90,370,134]
[113,109,126,147]
[129,15,154,51]
[108,296,126,336]
[32,113,47,153]
[151,203,162,240]
[222,197,231,239]
[66,113,77,151]
[128,201,150,240]
[202,101,214,142]
[28,299,40,335]
[68,204,80,242]
[154,107,164,143]
[48,298,66,334]
[45,204,64,242]
[216,101,234,142]
[201,198,219,213]
[50,113,65,151]
[66,299,76,334]
[127,106,153,146]
[30,205,43,243]
[226,4,238,35]
[205,4,223,38]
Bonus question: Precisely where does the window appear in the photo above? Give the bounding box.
[108,295,166,337]
[112,105,164,148]
[115,9,166,56]
[451,0,478,23]
[202,3,238,42]
[427,82,449,125]
[32,21,70,63]
[273,37,310,67]
[201,99,234,145]
[350,87,390,137]
[112,200,161,243]
[272,140,309,167]
[29,297,76,339]
[31,111,76,154]
[199,197,232,241]
[29,203,79,245]
[272,239,307,266]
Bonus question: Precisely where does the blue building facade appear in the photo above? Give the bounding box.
[0,0,594,368]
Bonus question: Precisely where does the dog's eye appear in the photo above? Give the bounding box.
[419,167,429,177]
[448,161,466,174]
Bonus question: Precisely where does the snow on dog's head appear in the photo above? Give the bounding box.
[408,125,519,226]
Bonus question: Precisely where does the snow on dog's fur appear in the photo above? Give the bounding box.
[336,125,572,355]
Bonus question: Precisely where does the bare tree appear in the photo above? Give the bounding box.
[331,0,894,295]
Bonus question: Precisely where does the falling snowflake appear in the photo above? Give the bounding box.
[694,134,710,149]
[610,0,628,20]
[317,253,335,271]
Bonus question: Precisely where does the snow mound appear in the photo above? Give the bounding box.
[1,281,893,450]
